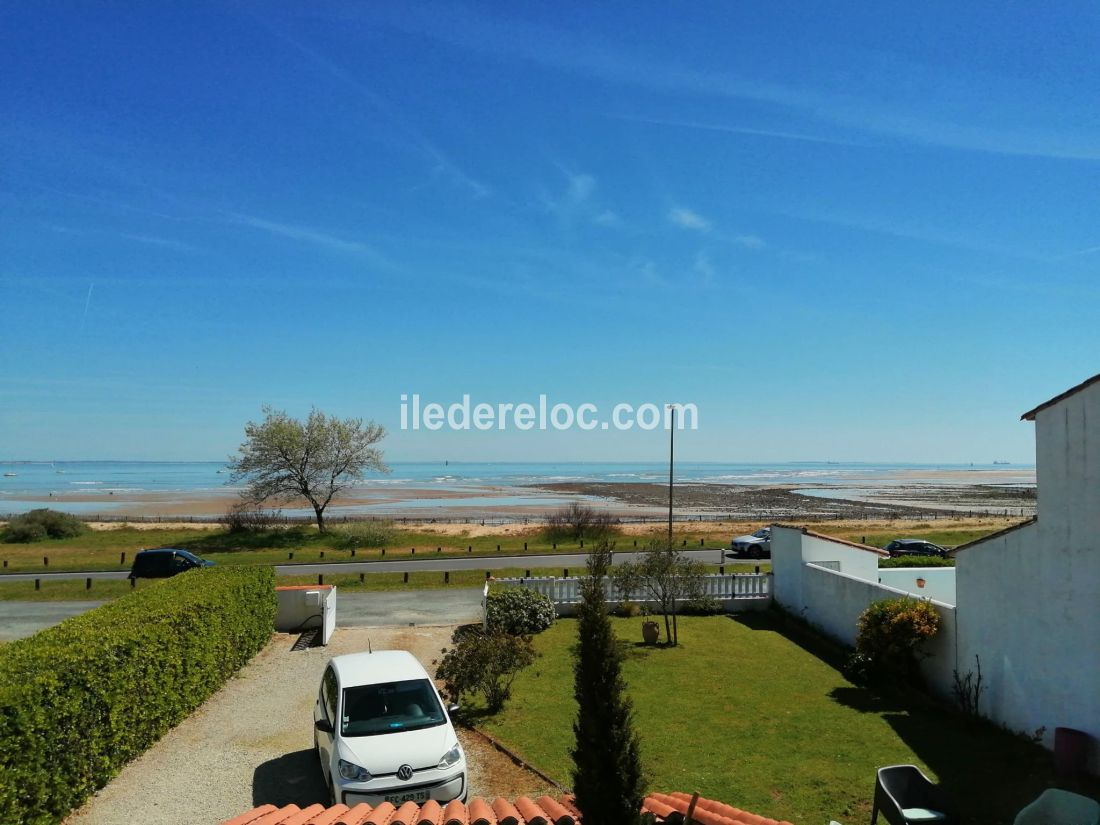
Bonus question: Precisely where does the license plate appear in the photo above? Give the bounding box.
[385,790,430,805]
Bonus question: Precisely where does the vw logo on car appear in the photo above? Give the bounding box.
[397,765,414,781]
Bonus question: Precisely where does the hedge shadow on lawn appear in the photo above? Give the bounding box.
[252,749,330,808]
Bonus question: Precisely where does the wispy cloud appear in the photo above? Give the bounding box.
[228,213,392,266]
[256,19,491,198]
[385,8,1100,162]
[668,207,711,232]
[541,168,623,229]
[48,224,201,253]
[612,114,870,149]
[79,282,94,333]
[593,210,623,228]
[732,234,766,250]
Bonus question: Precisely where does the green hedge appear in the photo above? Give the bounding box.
[0,566,276,824]
[879,555,955,568]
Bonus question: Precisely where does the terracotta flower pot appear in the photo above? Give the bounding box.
[641,620,660,645]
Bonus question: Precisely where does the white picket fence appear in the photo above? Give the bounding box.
[493,573,770,610]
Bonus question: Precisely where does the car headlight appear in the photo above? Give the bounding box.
[338,759,371,782]
[438,743,462,769]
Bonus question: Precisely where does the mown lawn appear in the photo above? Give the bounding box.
[474,614,1091,825]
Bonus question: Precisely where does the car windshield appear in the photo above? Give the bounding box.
[753,529,769,538]
[341,678,445,737]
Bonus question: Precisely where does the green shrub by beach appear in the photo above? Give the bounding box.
[0,566,275,824]
[542,502,619,542]
[2,509,86,543]
[330,519,397,549]
[486,587,556,635]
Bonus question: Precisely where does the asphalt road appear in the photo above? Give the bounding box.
[0,600,106,641]
[0,590,485,642]
[0,547,762,582]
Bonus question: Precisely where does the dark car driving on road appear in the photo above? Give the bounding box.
[129,548,213,579]
[884,539,949,558]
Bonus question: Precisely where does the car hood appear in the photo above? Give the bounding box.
[339,724,455,774]
[734,534,765,543]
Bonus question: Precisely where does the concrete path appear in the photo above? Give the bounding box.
[335,589,484,627]
[64,627,555,825]
[0,600,106,641]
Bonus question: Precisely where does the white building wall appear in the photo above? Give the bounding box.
[877,567,956,605]
[953,378,1100,770]
[772,525,883,613]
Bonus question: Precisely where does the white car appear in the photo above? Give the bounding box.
[728,527,771,559]
[314,650,467,806]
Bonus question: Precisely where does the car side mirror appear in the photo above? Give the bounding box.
[448,704,460,714]
[314,719,334,734]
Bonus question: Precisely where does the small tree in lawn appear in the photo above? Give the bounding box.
[613,536,704,646]
[571,540,645,825]
[229,406,387,532]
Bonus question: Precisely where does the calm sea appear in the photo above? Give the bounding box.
[0,460,1035,497]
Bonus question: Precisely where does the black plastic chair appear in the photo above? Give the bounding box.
[871,765,954,825]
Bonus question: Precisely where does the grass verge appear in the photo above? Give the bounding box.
[469,613,1099,825]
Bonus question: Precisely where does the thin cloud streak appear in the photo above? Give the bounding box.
[612,114,871,148]
[227,213,393,267]
[257,19,491,198]
[79,282,94,332]
[388,8,1100,162]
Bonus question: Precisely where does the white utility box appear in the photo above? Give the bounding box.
[274,585,336,645]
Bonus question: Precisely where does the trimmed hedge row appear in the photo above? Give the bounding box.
[0,566,276,824]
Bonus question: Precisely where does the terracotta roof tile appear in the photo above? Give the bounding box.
[535,796,575,825]
[491,797,522,825]
[393,801,424,825]
[365,802,397,825]
[443,798,468,825]
[417,800,444,825]
[223,795,783,825]
[339,805,376,825]
[514,796,547,825]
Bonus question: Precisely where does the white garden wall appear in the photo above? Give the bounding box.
[877,567,956,605]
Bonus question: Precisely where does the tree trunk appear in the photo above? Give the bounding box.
[671,605,679,646]
[313,503,326,533]
[663,611,672,646]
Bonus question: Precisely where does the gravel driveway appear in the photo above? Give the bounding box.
[65,626,557,825]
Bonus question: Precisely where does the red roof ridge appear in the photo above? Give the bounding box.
[771,523,890,556]
[224,795,781,825]
[951,516,1038,553]
[1020,372,1100,420]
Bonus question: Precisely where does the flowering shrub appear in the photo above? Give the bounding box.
[486,588,555,635]
[855,596,941,681]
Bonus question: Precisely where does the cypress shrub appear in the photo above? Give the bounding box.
[0,566,275,824]
[571,541,645,825]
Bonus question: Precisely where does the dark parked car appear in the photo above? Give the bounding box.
[884,539,949,558]
[129,548,213,579]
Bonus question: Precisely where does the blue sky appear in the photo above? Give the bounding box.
[2,2,1098,463]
